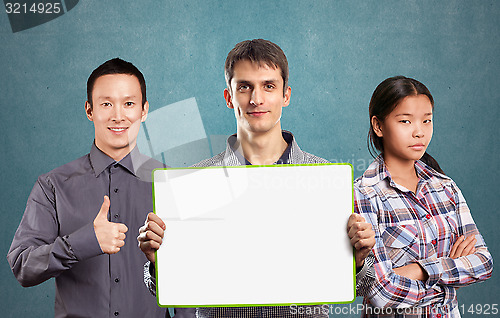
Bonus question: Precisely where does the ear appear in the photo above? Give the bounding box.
[224,88,233,109]
[85,101,93,121]
[141,101,149,122]
[371,116,383,137]
[283,86,291,108]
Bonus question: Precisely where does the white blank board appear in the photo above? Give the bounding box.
[153,164,355,307]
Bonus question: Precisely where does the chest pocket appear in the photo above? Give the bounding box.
[382,224,421,267]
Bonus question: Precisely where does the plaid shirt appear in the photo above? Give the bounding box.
[144,131,375,318]
[354,155,493,318]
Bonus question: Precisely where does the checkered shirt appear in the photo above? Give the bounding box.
[354,155,493,318]
[144,131,375,317]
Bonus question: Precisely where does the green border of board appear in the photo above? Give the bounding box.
[151,163,357,308]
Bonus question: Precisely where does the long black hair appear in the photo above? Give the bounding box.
[368,76,444,174]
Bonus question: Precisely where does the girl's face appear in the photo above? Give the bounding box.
[372,94,433,165]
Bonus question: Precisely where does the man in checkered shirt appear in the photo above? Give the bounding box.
[138,39,376,318]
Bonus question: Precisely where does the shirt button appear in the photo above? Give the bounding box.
[114,311,119,316]
[426,214,431,219]
[114,188,119,193]
[437,314,441,318]
[115,278,120,283]
[114,214,119,219]
[432,240,437,245]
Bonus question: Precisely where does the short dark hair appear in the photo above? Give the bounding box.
[86,58,146,109]
[368,76,444,174]
[225,39,289,96]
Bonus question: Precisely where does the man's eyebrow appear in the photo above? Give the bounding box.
[123,95,138,100]
[95,95,138,100]
[263,79,279,84]
[235,79,279,83]
[235,80,252,85]
[95,96,112,101]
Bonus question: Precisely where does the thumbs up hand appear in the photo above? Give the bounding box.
[93,196,129,254]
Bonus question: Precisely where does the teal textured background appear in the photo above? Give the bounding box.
[0,1,498,317]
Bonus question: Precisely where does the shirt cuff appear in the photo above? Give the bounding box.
[144,261,157,296]
[64,221,103,261]
[357,252,375,279]
[356,259,369,279]
[417,257,443,288]
[149,261,156,278]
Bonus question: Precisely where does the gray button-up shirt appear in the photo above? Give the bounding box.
[7,144,169,318]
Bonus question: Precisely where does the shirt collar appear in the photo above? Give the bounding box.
[89,143,141,177]
[226,130,295,165]
[415,159,440,181]
[359,154,450,189]
[359,154,391,187]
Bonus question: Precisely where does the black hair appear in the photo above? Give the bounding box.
[368,76,444,174]
[86,58,146,108]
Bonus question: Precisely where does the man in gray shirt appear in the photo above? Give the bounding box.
[7,58,169,317]
[138,39,375,318]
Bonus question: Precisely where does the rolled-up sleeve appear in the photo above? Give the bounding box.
[417,182,493,288]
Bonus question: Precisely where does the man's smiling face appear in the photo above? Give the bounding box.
[85,73,149,161]
[224,59,291,136]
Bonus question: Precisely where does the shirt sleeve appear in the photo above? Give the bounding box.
[417,182,493,288]
[143,261,157,296]
[354,186,455,308]
[143,262,197,318]
[6,175,103,287]
[355,251,375,297]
